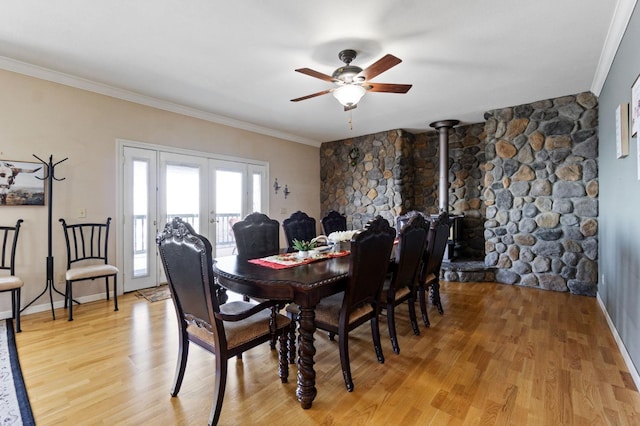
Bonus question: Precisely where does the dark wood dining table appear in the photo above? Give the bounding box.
[212,252,351,409]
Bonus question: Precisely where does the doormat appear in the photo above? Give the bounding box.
[136,285,171,303]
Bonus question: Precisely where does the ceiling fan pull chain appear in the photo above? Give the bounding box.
[349,110,353,131]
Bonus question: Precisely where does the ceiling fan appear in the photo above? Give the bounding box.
[291,49,412,111]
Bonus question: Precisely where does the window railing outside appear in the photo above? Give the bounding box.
[133,213,241,253]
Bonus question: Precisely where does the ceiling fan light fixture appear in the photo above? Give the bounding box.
[332,84,366,107]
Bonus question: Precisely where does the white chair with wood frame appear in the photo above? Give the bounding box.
[0,219,24,332]
[59,217,119,321]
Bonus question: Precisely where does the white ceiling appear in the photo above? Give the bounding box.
[0,1,633,146]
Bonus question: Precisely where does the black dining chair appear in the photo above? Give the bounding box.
[418,212,450,327]
[321,210,347,235]
[282,211,317,250]
[157,217,291,426]
[231,212,283,350]
[380,213,428,354]
[232,212,280,259]
[59,217,119,321]
[286,215,396,392]
[0,219,24,332]
[396,210,428,230]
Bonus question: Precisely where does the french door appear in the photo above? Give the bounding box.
[120,142,268,292]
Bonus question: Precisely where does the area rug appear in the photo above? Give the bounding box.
[136,285,171,302]
[0,319,35,426]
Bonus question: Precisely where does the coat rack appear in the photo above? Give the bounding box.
[22,154,68,319]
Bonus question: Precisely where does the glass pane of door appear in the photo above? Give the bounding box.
[165,164,201,232]
[212,165,244,257]
[133,160,150,277]
[123,146,157,292]
[209,161,268,257]
[160,152,208,239]
[252,172,262,212]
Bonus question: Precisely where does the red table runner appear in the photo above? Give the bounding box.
[249,251,349,269]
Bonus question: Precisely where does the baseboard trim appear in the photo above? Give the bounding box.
[1,293,111,319]
[597,292,640,390]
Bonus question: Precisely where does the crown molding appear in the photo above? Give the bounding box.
[591,0,638,95]
[0,56,321,147]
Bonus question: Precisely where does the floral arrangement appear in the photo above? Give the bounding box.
[327,230,357,243]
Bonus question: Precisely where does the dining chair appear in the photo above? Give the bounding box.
[282,211,317,250]
[0,219,24,332]
[157,217,291,426]
[321,210,347,235]
[418,212,450,327]
[231,212,283,349]
[286,215,396,392]
[59,217,119,321]
[396,209,428,230]
[232,212,280,259]
[381,213,428,354]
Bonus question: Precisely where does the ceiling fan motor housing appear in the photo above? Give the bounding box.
[332,65,363,83]
[333,49,364,83]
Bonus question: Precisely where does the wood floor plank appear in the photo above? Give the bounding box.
[14,281,640,425]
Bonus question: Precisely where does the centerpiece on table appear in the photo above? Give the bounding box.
[327,230,358,252]
[292,239,317,259]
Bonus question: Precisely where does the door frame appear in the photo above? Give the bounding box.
[116,138,270,293]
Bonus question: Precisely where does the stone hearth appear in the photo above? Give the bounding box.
[441,260,496,283]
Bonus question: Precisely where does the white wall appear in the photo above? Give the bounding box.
[0,69,320,315]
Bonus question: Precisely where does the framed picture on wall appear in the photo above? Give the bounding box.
[0,159,45,206]
[632,74,640,137]
[638,139,640,180]
[616,104,629,158]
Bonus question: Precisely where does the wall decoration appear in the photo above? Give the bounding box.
[632,74,640,137]
[616,104,629,158]
[638,138,640,180]
[0,159,45,205]
[348,147,360,167]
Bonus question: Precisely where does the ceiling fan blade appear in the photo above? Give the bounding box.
[295,68,336,83]
[366,83,412,93]
[290,89,332,102]
[358,54,402,81]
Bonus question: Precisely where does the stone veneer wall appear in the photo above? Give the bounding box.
[320,129,415,229]
[483,92,599,295]
[412,123,487,259]
[319,91,599,295]
[321,124,487,260]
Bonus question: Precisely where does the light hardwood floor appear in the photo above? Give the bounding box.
[15,282,640,425]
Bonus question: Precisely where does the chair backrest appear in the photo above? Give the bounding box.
[282,211,316,249]
[321,210,347,235]
[59,217,112,268]
[156,218,224,345]
[232,212,280,259]
[0,219,23,275]
[396,210,427,231]
[390,214,428,292]
[422,212,450,278]
[343,216,396,316]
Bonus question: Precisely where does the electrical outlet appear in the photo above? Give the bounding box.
[79,208,87,218]
[280,207,287,215]
[601,273,605,286]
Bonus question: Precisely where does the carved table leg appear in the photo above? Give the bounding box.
[431,281,444,315]
[296,306,317,409]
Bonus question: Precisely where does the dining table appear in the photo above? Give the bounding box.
[212,250,351,409]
